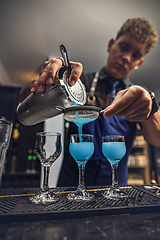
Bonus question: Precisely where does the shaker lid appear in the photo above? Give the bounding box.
[60,71,86,105]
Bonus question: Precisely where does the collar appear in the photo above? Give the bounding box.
[98,67,132,88]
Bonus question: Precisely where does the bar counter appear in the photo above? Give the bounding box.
[0,185,160,240]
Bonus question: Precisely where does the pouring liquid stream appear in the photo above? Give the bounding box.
[71,102,96,141]
[68,103,95,164]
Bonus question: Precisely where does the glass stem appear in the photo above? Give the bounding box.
[42,165,50,191]
[77,164,85,190]
[111,164,118,189]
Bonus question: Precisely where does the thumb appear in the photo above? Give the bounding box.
[103,89,128,117]
[68,62,83,86]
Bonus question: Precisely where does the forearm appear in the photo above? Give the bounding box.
[142,110,160,146]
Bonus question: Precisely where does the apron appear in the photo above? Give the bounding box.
[57,72,137,187]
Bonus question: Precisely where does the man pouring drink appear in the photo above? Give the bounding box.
[19,18,160,187]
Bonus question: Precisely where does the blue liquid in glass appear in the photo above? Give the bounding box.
[69,142,94,166]
[102,142,126,165]
[70,103,95,162]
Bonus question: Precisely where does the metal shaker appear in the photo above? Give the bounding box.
[17,45,86,126]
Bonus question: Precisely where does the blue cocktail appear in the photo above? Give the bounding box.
[102,135,127,198]
[67,134,94,200]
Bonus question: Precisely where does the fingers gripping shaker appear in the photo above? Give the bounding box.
[17,45,86,126]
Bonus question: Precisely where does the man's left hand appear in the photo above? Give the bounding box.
[103,85,152,122]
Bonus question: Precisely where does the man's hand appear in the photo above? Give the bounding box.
[30,58,83,93]
[103,85,152,122]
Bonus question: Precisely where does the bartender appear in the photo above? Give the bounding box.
[19,17,160,187]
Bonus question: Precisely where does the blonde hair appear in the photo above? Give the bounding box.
[116,18,158,53]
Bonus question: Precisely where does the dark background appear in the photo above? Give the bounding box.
[0,86,44,187]
[0,0,160,100]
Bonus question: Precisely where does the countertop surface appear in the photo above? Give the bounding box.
[0,212,160,240]
[0,185,160,240]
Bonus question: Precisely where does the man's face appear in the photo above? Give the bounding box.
[105,34,147,79]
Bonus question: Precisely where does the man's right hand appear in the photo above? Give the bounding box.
[30,58,83,93]
[19,58,83,103]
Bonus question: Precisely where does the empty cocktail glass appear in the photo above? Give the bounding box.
[30,132,61,204]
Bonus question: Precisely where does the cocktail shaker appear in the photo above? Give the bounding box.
[17,45,86,126]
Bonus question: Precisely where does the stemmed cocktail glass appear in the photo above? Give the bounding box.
[67,134,94,201]
[30,132,61,204]
[102,135,127,198]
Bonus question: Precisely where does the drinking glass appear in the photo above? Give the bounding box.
[67,134,94,200]
[0,119,13,186]
[30,132,61,204]
[102,135,127,198]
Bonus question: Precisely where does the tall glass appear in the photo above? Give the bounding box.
[0,119,13,186]
[102,135,127,198]
[67,134,94,200]
[30,132,61,204]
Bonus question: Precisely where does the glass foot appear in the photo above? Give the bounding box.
[103,188,127,199]
[67,188,94,201]
[30,190,58,204]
